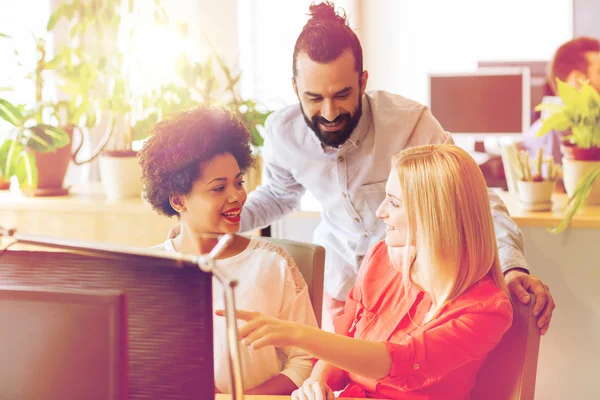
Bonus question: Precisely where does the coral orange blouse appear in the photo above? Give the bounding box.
[334,241,513,400]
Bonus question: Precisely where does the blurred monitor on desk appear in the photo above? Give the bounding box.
[429,68,531,139]
[0,244,215,400]
[0,288,127,400]
[478,60,551,114]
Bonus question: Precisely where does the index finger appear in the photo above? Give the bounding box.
[214,309,256,321]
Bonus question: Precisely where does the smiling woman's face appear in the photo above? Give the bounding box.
[174,152,247,235]
[375,169,409,247]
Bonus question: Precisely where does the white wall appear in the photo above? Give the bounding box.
[358,0,573,105]
[0,0,52,107]
[237,0,359,108]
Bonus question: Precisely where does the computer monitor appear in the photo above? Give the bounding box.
[0,287,126,400]
[478,60,551,110]
[429,68,531,139]
[0,247,215,400]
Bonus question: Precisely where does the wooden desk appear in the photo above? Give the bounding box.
[495,191,600,229]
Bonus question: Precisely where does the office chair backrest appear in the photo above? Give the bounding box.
[264,237,325,328]
[471,293,541,400]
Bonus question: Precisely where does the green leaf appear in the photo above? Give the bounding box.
[555,79,581,110]
[534,102,565,114]
[47,3,67,31]
[133,113,158,141]
[44,54,63,70]
[13,151,38,189]
[0,139,15,178]
[0,139,23,179]
[536,112,571,138]
[0,33,11,38]
[550,164,600,234]
[0,98,24,126]
[25,125,70,152]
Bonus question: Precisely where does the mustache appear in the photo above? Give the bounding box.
[314,114,350,125]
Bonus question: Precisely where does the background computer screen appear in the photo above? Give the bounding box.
[0,249,214,400]
[0,288,126,400]
[429,69,531,136]
[478,60,551,114]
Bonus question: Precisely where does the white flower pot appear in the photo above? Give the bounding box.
[516,180,556,211]
[562,158,600,206]
[99,153,142,200]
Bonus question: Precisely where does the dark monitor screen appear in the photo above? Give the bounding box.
[0,287,126,400]
[478,61,551,109]
[0,249,214,400]
[429,69,530,136]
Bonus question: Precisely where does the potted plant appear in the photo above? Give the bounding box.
[0,35,80,196]
[0,21,101,195]
[47,0,272,197]
[47,0,168,199]
[536,80,600,201]
[506,147,561,211]
[535,79,600,232]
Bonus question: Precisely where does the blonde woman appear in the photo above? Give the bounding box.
[219,144,513,400]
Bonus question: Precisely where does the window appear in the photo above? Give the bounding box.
[237,0,358,109]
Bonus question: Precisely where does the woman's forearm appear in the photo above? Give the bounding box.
[310,360,348,391]
[296,327,392,380]
[245,374,297,395]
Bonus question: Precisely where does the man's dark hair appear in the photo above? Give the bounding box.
[139,107,254,217]
[292,1,363,77]
[550,36,600,91]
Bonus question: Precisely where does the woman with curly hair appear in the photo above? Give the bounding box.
[139,106,317,395]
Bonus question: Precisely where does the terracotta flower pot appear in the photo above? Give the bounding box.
[0,177,10,190]
[560,142,600,161]
[23,126,74,197]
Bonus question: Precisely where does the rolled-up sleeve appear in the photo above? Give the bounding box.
[378,299,513,391]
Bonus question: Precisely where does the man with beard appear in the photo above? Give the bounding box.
[173,1,556,335]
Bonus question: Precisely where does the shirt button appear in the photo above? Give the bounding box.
[363,233,368,238]
[342,193,347,198]
[413,363,420,370]
[354,217,360,222]
[338,156,344,162]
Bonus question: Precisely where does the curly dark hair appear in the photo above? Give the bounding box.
[293,1,363,78]
[139,106,255,217]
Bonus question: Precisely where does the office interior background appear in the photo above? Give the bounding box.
[1,1,599,399]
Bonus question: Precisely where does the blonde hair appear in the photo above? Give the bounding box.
[392,144,507,322]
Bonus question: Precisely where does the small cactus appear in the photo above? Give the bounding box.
[514,148,561,182]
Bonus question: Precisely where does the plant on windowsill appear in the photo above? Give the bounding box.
[535,79,600,233]
[0,35,97,196]
[47,0,272,197]
[47,0,170,199]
